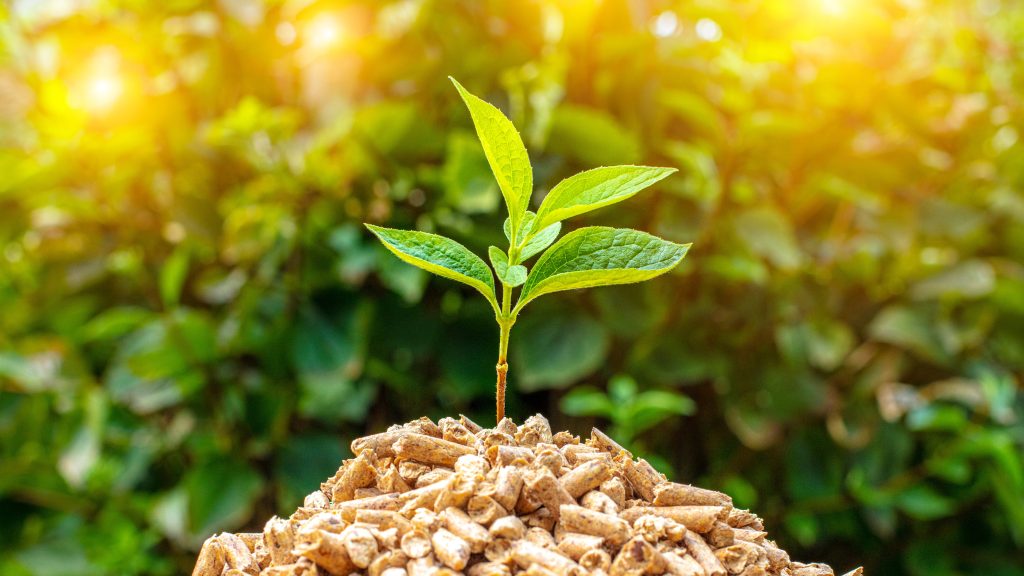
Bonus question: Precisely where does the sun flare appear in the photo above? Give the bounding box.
[83,73,123,113]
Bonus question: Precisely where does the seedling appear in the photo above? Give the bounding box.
[367,78,691,422]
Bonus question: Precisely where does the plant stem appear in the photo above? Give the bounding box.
[495,244,520,423]
[496,322,510,423]
[496,282,512,423]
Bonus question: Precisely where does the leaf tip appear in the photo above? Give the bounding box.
[449,76,468,97]
[675,242,693,261]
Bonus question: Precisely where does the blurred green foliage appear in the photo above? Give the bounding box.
[1,0,1023,575]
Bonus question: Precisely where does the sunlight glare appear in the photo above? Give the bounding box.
[85,74,123,113]
[651,11,679,38]
[304,13,343,51]
[695,18,722,42]
[820,0,845,15]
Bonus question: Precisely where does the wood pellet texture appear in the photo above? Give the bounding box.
[193,414,860,576]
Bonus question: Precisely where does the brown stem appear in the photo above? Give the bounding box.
[495,361,508,422]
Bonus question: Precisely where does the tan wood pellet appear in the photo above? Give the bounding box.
[468,561,512,576]
[341,525,379,568]
[558,504,631,546]
[400,529,433,559]
[512,540,581,575]
[263,516,298,565]
[525,466,575,520]
[599,476,628,509]
[683,531,726,576]
[616,455,665,502]
[467,494,507,525]
[590,427,632,457]
[620,505,727,533]
[489,515,527,540]
[326,451,378,502]
[653,481,733,507]
[610,536,665,576]
[559,458,612,499]
[442,506,490,553]
[394,433,476,467]
[431,528,471,570]
[579,548,612,573]
[661,551,705,576]
[580,489,619,515]
[335,492,402,522]
[295,529,356,575]
[556,532,605,560]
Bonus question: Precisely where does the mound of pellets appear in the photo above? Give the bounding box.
[193,415,862,576]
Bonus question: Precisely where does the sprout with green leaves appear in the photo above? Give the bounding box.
[366,77,691,423]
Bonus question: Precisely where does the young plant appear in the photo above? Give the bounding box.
[366,77,691,422]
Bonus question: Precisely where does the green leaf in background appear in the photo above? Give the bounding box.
[443,132,501,214]
[366,224,497,309]
[561,386,616,417]
[299,375,377,424]
[516,227,689,311]
[81,307,156,343]
[895,485,956,520]
[662,142,720,205]
[487,246,527,287]
[911,259,996,300]
[547,105,641,166]
[533,165,676,231]
[275,434,346,511]
[733,207,803,270]
[12,536,97,576]
[629,389,696,427]
[105,311,216,414]
[184,459,262,543]
[503,211,561,261]
[450,77,533,242]
[512,309,609,391]
[290,302,366,377]
[594,283,665,340]
[377,257,429,304]
[159,247,189,308]
[869,305,952,365]
[561,374,695,445]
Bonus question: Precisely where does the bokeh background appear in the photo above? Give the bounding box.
[2,0,1023,574]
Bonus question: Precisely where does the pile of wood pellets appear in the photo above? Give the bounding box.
[193,415,861,576]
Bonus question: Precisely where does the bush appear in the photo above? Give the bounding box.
[1,1,1021,574]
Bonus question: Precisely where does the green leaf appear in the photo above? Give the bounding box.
[185,458,262,539]
[548,105,641,165]
[911,259,996,300]
[869,305,952,365]
[733,207,803,270]
[366,224,497,309]
[443,132,501,214]
[81,306,155,343]
[895,485,956,520]
[520,221,560,260]
[450,77,533,243]
[516,227,689,311]
[290,302,368,377]
[488,246,527,287]
[560,387,616,417]
[512,309,610,391]
[275,434,347,511]
[159,247,189,308]
[503,211,561,261]
[533,165,676,232]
